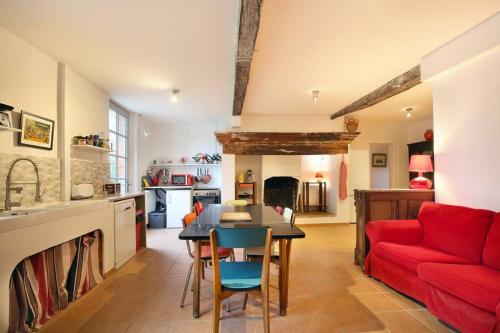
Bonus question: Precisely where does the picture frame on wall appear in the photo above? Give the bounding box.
[0,103,14,128]
[18,111,55,150]
[0,111,13,128]
[372,153,387,167]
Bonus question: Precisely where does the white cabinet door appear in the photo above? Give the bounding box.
[114,199,136,268]
[166,190,192,228]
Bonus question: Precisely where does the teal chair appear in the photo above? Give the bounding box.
[209,226,272,333]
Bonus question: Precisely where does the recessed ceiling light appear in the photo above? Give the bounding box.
[312,90,319,103]
[404,107,413,118]
[170,88,180,103]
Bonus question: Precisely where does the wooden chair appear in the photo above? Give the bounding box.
[210,226,273,333]
[194,201,204,216]
[180,213,234,307]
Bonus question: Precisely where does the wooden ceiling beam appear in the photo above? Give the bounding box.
[232,0,263,116]
[215,131,360,155]
[330,65,421,120]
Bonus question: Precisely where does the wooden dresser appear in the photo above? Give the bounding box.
[354,189,435,267]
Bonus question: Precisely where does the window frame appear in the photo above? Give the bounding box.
[109,104,129,191]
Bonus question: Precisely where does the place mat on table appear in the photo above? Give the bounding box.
[220,212,252,222]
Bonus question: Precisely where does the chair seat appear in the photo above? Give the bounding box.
[374,242,472,274]
[220,261,262,290]
[193,246,232,259]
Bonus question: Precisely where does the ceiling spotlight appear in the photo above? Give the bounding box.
[312,90,320,103]
[404,107,413,118]
[170,89,180,103]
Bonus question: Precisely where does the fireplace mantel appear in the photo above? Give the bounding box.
[215,131,360,155]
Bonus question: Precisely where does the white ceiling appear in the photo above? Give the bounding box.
[0,1,499,124]
[0,0,239,122]
[245,0,500,120]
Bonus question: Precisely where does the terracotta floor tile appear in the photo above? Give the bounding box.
[408,310,457,333]
[78,322,131,333]
[354,292,405,313]
[126,321,171,333]
[377,311,435,333]
[334,313,386,333]
[167,319,211,333]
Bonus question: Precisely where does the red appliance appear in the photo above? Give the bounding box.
[409,155,433,189]
[171,174,193,186]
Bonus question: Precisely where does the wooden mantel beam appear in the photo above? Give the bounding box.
[215,131,360,155]
[232,0,263,116]
[330,65,421,120]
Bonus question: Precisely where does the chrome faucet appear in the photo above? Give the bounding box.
[5,157,41,211]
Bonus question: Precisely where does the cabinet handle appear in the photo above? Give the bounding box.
[124,206,131,211]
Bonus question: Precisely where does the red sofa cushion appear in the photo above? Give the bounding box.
[483,213,500,270]
[418,202,493,262]
[419,263,500,313]
[373,242,472,274]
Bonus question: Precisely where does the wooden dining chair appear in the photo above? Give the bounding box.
[180,212,234,307]
[210,226,273,333]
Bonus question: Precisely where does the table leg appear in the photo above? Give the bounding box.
[279,239,292,316]
[193,240,201,318]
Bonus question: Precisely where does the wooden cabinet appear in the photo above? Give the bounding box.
[408,140,434,188]
[235,182,256,204]
[354,189,435,267]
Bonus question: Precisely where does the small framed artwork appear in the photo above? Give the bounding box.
[18,111,55,150]
[372,153,387,167]
[0,111,13,128]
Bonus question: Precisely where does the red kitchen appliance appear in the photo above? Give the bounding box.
[171,174,193,186]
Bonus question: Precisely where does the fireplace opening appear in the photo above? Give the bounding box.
[263,177,299,210]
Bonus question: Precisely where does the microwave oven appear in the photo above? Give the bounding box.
[171,174,193,186]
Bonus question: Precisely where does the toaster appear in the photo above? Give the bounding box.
[71,183,95,200]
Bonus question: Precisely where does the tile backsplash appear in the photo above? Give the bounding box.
[0,153,61,208]
[70,159,110,196]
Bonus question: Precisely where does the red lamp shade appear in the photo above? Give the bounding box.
[315,171,324,182]
[408,155,433,189]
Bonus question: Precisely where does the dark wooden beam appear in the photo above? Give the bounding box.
[330,65,421,120]
[215,132,359,155]
[232,0,263,116]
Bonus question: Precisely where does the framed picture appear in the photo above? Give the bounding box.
[372,153,387,167]
[18,111,55,150]
[0,111,13,128]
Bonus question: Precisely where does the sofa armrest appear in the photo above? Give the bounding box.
[366,219,423,250]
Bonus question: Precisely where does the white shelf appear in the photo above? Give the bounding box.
[0,125,21,132]
[71,144,112,152]
[150,163,221,167]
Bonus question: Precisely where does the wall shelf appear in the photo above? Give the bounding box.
[0,125,21,132]
[150,163,221,167]
[71,144,112,152]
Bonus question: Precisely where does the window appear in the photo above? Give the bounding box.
[109,107,128,191]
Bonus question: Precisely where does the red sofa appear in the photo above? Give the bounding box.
[365,202,500,333]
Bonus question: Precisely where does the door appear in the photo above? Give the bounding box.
[166,189,192,228]
[114,199,136,268]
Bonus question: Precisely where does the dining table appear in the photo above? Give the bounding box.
[178,204,306,318]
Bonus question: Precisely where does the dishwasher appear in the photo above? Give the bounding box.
[114,198,136,268]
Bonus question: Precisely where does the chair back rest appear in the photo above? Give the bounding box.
[214,226,268,248]
[194,202,204,216]
[224,199,248,206]
[182,212,197,228]
[283,207,294,223]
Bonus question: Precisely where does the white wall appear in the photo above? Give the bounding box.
[0,25,58,158]
[422,12,500,211]
[407,118,433,143]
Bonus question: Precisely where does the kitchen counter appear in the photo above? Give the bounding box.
[143,186,193,190]
[85,192,145,202]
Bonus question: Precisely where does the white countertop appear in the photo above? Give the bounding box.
[0,192,145,234]
[142,186,193,190]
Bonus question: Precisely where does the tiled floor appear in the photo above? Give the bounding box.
[39,224,454,333]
